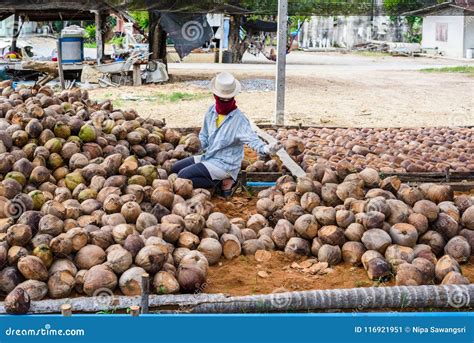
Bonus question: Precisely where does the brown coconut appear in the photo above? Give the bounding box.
[74,245,106,269]
[17,255,48,281]
[83,264,117,296]
[119,266,146,296]
[317,244,341,265]
[389,223,418,247]
[444,236,470,263]
[154,271,180,294]
[435,255,460,282]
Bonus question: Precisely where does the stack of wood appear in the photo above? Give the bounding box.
[354,40,421,56]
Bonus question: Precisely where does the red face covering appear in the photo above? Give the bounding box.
[214,95,237,115]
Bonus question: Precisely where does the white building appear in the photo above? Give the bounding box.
[408,0,474,58]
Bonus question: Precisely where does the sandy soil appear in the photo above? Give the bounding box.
[206,252,474,297]
[89,52,474,128]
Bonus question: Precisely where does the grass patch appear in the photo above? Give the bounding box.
[154,91,208,102]
[420,65,474,75]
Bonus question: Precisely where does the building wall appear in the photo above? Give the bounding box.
[421,8,465,58]
[299,15,408,49]
[465,14,474,57]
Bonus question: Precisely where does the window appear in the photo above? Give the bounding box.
[436,23,448,42]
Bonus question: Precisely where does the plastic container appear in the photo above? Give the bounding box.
[466,48,474,59]
[60,26,85,63]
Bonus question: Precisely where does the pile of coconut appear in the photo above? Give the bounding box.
[250,166,473,287]
[268,127,474,173]
[0,84,223,314]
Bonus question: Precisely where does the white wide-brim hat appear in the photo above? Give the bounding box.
[209,72,241,99]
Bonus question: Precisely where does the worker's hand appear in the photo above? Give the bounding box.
[264,142,283,155]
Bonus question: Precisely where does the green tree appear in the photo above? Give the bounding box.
[384,0,424,42]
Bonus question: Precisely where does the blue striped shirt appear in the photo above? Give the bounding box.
[198,105,267,180]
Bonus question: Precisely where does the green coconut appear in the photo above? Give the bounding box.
[77,189,98,203]
[22,143,38,159]
[67,136,81,144]
[138,165,157,185]
[128,175,147,186]
[78,125,97,142]
[65,172,85,191]
[47,153,64,170]
[12,131,29,147]
[53,122,71,139]
[29,190,46,210]
[44,138,63,153]
[102,120,115,134]
[5,171,26,187]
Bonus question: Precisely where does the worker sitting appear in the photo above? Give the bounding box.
[172,72,281,197]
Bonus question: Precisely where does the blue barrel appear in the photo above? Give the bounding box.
[59,37,84,63]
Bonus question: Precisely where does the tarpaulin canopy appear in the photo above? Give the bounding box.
[159,13,213,59]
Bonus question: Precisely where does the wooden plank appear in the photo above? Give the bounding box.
[250,120,306,178]
[275,0,288,126]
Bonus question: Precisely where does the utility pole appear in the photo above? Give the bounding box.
[275,0,288,126]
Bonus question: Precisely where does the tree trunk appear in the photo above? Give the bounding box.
[228,15,247,63]
[149,11,167,68]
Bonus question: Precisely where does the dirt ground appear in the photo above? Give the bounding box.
[206,247,474,297]
[89,51,474,128]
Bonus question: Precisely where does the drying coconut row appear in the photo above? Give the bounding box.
[268,127,474,173]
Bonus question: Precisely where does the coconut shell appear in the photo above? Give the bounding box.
[395,263,424,286]
[206,212,230,236]
[5,287,30,314]
[14,280,48,301]
[48,271,76,298]
[83,264,117,296]
[119,266,146,296]
[107,248,133,274]
[154,271,180,294]
[75,245,106,269]
[135,245,168,274]
[17,255,48,281]
[317,244,341,265]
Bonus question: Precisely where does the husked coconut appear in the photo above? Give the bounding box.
[395,263,424,286]
[444,236,470,263]
[341,241,366,265]
[389,223,418,247]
